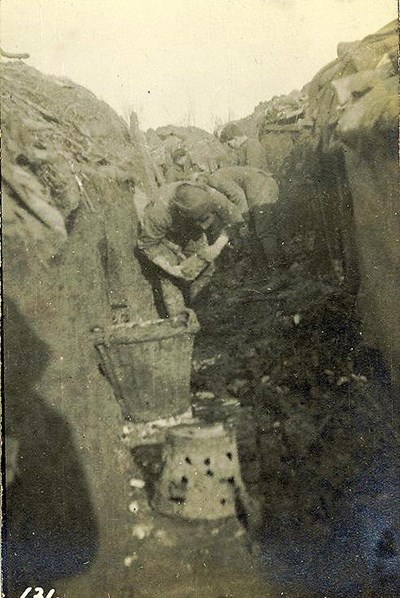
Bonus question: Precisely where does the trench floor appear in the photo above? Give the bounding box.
[126,513,273,598]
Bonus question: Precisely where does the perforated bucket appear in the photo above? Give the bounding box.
[153,423,245,520]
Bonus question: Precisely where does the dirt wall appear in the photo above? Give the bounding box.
[3,62,157,596]
[276,21,399,392]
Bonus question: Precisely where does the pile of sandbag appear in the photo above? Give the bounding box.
[308,21,397,137]
[258,89,311,176]
[145,123,234,181]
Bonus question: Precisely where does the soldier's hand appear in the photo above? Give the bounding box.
[199,245,220,263]
[198,231,230,263]
[168,264,186,279]
[151,255,186,279]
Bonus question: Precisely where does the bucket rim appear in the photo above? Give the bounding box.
[92,308,200,345]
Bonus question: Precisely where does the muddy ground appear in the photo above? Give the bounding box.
[92,229,397,597]
[190,234,397,595]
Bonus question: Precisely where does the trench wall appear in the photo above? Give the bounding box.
[3,62,157,597]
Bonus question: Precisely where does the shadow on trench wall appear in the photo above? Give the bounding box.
[257,384,400,598]
[3,298,99,594]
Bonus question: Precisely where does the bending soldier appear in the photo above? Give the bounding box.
[137,182,244,317]
[197,166,280,266]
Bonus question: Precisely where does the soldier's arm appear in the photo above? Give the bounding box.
[207,188,246,231]
[151,255,185,279]
[247,139,269,171]
[197,230,230,263]
[207,174,247,208]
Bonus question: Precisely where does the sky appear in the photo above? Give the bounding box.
[1,0,397,131]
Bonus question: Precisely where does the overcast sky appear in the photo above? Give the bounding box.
[1,0,396,131]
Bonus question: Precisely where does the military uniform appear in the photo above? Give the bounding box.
[235,137,271,171]
[201,166,279,261]
[138,183,243,316]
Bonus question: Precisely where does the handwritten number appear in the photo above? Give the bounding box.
[20,588,56,598]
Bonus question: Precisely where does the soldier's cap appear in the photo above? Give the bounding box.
[219,123,244,142]
[173,183,218,221]
[172,147,187,161]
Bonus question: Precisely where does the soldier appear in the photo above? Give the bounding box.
[197,166,280,267]
[164,147,193,183]
[137,182,245,317]
[219,123,270,172]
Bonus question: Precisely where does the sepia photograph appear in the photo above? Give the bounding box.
[1,0,399,596]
